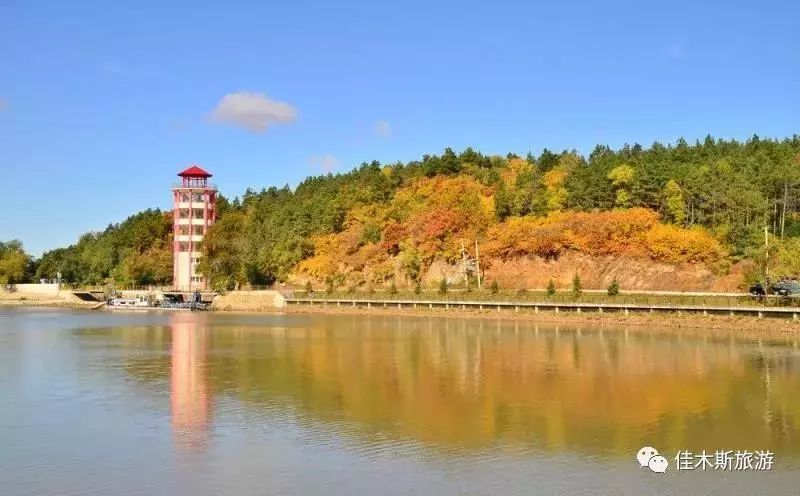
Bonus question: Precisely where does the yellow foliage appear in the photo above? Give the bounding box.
[500,157,533,186]
[542,169,567,189]
[542,169,569,211]
[645,225,724,264]
[485,208,723,264]
[296,234,341,279]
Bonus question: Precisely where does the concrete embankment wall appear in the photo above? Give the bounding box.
[211,290,286,311]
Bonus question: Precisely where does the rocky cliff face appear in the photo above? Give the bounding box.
[422,253,747,292]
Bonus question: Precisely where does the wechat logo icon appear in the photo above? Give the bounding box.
[637,446,668,473]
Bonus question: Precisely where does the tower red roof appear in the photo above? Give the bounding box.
[178,165,212,178]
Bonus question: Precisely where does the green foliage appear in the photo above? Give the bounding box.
[772,238,800,278]
[572,273,582,299]
[325,277,335,295]
[607,277,620,296]
[438,278,448,295]
[198,211,248,291]
[490,280,499,295]
[389,279,398,296]
[36,209,172,286]
[414,281,422,295]
[546,279,556,297]
[0,240,31,285]
[401,246,422,283]
[662,179,687,225]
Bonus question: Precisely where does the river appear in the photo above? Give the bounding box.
[1,308,798,495]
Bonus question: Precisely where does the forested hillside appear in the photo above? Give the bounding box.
[23,135,800,290]
[33,209,172,285]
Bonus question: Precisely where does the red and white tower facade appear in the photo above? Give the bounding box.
[172,165,216,291]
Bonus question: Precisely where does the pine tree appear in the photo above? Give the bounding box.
[572,273,582,299]
[438,278,448,295]
[546,279,556,297]
[490,280,499,295]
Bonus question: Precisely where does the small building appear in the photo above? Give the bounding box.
[172,165,217,291]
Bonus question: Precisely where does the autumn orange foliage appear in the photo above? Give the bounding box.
[297,177,724,284]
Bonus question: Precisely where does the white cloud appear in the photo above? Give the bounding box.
[211,91,297,133]
[309,154,339,173]
[374,120,391,137]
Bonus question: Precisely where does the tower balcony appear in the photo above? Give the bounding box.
[176,202,211,209]
[174,235,205,243]
[176,218,214,226]
[172,183,217,191]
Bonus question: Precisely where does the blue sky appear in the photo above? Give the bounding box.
[1,0,798,255]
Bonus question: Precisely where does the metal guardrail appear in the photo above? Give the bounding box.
[285,297,800,319]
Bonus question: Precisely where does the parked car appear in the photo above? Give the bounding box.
[748,282,767,296]
[769,279,800,297]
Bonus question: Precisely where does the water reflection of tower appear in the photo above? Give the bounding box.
[170,313,211,452]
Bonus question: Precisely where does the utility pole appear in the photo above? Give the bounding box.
[475,239,482,290]
[460,240,469,286]
[765,225,770,283]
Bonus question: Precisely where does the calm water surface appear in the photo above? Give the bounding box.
[1,308,799,495]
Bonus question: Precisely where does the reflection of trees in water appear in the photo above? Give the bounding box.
[116,317,800,457]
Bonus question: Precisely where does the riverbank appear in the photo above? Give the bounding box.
[0,292,97,309]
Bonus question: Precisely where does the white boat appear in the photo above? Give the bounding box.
[107,295,152,308]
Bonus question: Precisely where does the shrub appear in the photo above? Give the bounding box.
[414,282,422,295]
[546,279,556,297]
[607,277,620,296]
[304,281,313,294]
[572,273,582,299]
[438,278,448,295]
[325,277,335,295]
[389,280,398,296]
[645,224,724,264]
[490,280,499,295]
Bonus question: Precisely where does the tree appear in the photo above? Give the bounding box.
[414,281,422,295]
[572,273,582,299]
[389,279,398,296]
[546,279,556,297]
[198,211,249,291]
[607,164,636,208]
[305,281,313,294]
[490,280,499,295]
[0,240,30,285]
[607,277,620,296]
[662,179,687,225]
[438,278,448,295]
